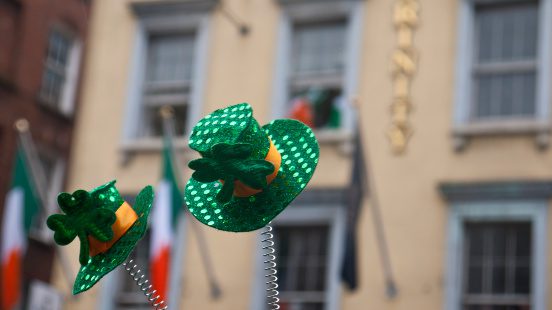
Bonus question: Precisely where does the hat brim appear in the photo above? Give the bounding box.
[72,186,154,295]
[186,119,319,232]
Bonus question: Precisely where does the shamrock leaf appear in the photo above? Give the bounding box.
[47,214,77,245]
[47,190,117,265]
[233,159,274,189]
[188,142,275,203]
[189,158,222,183]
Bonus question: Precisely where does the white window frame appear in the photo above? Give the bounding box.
[444,201,548,310]
[271,0,363,145]
[453,0,552,137]
[249,204,346,310]
[39,25,82,116]
[122,3,212,152]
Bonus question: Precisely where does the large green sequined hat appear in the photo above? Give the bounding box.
[185,103,319,232]
[46,181,153,294]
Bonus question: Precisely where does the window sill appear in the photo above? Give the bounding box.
[36,96,74,120]
[120,138,190,152]
[453,119,549,135]
[119,137,193,165]
[314,128,353,142]
[452,120,551,151]
[313,128,354,155]
[122,131,352,146]
[120,129,354,160]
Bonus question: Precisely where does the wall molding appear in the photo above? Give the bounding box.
[439,180,552,201]
[131,0,217,17]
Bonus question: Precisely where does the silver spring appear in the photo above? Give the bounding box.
[261,224,280,310]
[122,259,168,310]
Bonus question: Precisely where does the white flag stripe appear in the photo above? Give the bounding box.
[150,180,173,257]
[1,188,26,263]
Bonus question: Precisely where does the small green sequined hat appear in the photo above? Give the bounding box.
[46,181,153,294]
[185,103,319,232]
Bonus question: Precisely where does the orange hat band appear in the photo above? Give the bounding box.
[88,201,138,257]
[231,138,282,197]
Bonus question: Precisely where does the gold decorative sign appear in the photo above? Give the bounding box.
[388,0,419,154]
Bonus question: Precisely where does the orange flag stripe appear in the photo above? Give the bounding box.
[150,246,170,302]
[2,250,21,310]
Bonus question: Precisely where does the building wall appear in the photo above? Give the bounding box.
[0,0,90,293]
[59,0,552,309]
[357,0,552,309]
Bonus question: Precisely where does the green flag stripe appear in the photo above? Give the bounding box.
[11,146,41,233]
[162,138,184,229]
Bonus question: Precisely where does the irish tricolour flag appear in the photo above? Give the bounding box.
[2,147,40,309]
[150,139,183,302]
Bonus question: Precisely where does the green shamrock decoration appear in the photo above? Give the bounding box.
[184,103,320,232]
[46,189,117,265]
[188,142,275,203]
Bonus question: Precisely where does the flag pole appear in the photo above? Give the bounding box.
[353,102,398,298]
[13,119,76,295]
[160,107,222,304]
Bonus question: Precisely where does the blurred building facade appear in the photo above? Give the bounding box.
[54,0,552,309]
[0,0,90,305]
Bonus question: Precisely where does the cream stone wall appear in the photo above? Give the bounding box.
[353,0,552,309]
[55,0,552,309]
[59,0,349,309]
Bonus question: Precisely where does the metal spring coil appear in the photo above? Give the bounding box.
[122,259,168,310]
[261,225,280,310]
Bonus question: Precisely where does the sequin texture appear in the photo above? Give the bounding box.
[67,182,154,295]
[185,103,320,232]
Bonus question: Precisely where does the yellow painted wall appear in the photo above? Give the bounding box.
[54,0,552,309]
[353,0,552,309]
[58,0,349,308]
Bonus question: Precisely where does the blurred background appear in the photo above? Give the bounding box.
[0,0,550,309]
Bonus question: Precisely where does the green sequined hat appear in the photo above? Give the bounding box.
[185,103,319,232]
[46,181,153,294]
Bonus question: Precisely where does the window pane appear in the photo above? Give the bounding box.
[47,30,71,67]
[468,225,485,259]
[273,225,329,309]
[476,1,538,63]
[41,69,65,105]
[515,224,531,258]
[288,20,347,131]
[293,21,346,75]
[514,266,531,294]
[492,264,507,293]
[463,222,532,308]
[288,88,343,129]
[492,225,507,260]
[147,33,195,83]
[472,1,539,121]
[467,265,483,294]
[143,104,188,137]
[140,33,194,139]
[467,307,532,310]
[279,302,324,310]
[115,231,151,309]
[40,30,72,107]
[38,152,57,186]
[474,72,536,118]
